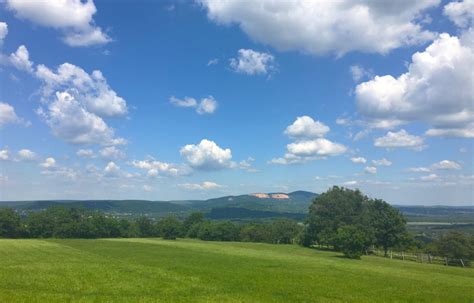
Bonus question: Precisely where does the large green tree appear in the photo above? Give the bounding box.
[0,208,21,238]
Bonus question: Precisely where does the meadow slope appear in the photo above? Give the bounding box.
[0,238,472,302]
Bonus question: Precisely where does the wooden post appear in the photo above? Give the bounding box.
[402,252,405,261]
[390,251,393,259]
[445,257,448,266]
[460,259,465,268]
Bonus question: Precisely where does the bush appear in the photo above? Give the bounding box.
[335,225,367,259]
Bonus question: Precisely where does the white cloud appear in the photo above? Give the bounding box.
[9,45,33,72]
[142,184,153,192]
[0,102,21,127]
[131,159,190,177]
[420,173,439,181]
[0,22,7,45]
[104,161,120,176]
[364,166,377,174]
[270,138,347,165]
[76,149,95,158]
[284,116,330,139]
[177,181,224,190]
[351,157,367,164]
[237,157,257,172]
[17,149,36,161]
[350,65,372,82]
[372,158,392,166]
[38,91,123,145]
[356,33,474,137]
[36,63,128,117]
[169,96,198,108]
[374,129,425,150]
[170,95,218,114]
[40,157,56,169]
[6,0,111,47]
[99,146,125,160]
[407,160,462,173]
[207,58,219,66]
[344,180,358,186]
[229,49,275,75]
[180,139,233,170]
[431,160,462,170]
[200,0,437,56]
[444,0,474,28]
[196,96,218,114]
[0,149,9,160]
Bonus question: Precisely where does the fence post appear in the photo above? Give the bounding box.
[402,251,405,261]
[390,251,393,259]
[460,259,465,268]
[444,257,448,266]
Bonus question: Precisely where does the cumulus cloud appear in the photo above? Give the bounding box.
[408,160,462,173]
[374,129,425,150]
[444,0,473,28]
[0,149,9,160]
[99,146,125,160]
[351,157,367,164]
[229,49,275,75]
[76,149,95,158]
[350,65,372,82]
[180,139,233,170]
[199,0,437,56]
[17,149,36,161]
[8,45,33,72]
[40,157,56,169]
[6,0,111,47]
[170,95,218,114]
[0,102,22,128]
[104,161,120,176]
[372,158,392,166]
[356,33,474,137]
[284,116,330,139]
[131,158,190,177]
[177,181,224,190]
[364,166,377,174]
[38,91,122,145]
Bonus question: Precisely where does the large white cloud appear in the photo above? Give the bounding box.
[374,129,425,150]
[180,139,233,170]
[408,160,462,172]
[17,149,36,161]
[37,91,122,145]
[356,33,474,137]
[284,116,330,139]
[6,0,111,47]
[9,45,33,72]
[229,49,275,75]
[199,0,438,56]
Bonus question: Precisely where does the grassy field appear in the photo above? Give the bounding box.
[0,239,473,302]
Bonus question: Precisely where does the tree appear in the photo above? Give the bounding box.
[335,225,368,259]
[158,216,183,240]
[431,231,473,265]
[0,208,21,238]
[305,186,371,247]
[183,212,204,235]
[239,223,271,243]
[270,219,301,244]
[368,199,408,256]
[135,216,156,237]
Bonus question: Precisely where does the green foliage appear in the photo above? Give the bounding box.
[270,219,302,244]
[197,221,239,241]
[429,231,474,264]
[239,223,271,243]
[135,216,157,237]
[335,225,368,259]
[158,216,183,240]
[0,208,21,238]
[183,212,204,234]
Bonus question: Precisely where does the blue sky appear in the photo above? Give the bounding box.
[0,0,472,205]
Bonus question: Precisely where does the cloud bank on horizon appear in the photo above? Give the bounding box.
[0,0,472,205]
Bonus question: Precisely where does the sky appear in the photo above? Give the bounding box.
[0,0,473,205]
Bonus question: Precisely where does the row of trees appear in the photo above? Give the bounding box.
[0,207,302,244]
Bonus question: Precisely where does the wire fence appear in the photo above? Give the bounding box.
[371,249,469,267]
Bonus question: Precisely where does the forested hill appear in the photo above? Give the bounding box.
[1,191,473,222]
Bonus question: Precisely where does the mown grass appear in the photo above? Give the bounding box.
[0,238,472,302]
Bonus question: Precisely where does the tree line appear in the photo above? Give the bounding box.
[1,186,472,264]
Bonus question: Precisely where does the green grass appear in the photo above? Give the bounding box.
[0,239,473,302]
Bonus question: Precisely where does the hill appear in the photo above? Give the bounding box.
[0,238,472,302]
